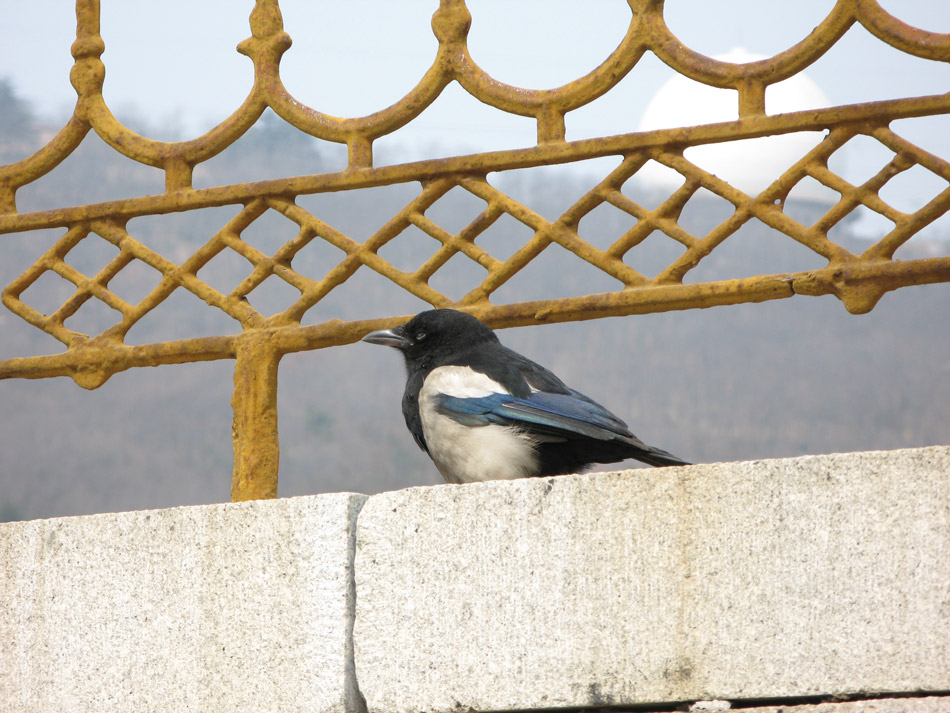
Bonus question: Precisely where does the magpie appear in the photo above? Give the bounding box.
[362,309,689,484]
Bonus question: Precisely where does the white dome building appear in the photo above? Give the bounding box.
[635,48,835,203]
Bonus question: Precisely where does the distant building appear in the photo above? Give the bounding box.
[634,48,841,214]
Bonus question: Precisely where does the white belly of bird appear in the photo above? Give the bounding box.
[418,366,540,483]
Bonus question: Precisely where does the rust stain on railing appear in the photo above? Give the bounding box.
[1,0,948,501]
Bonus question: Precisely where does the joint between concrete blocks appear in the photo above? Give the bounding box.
[345,494,370,713]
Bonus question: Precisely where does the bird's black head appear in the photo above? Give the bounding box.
[362,309,498,369]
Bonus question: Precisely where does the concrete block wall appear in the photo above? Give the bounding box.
[2,446,948,712]
[1,495,366,712]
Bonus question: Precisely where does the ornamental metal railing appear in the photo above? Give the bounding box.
[1,0,949,500]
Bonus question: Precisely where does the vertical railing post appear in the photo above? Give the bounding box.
[230,332,281,501]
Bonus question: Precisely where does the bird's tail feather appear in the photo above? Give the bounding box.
[622,435,691,467]
[633,446,691,468]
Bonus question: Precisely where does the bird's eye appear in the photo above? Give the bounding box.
[415,330,426,341]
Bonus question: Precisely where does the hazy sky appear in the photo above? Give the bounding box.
[2,1,949,235]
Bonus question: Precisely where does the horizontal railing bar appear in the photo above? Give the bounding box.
[3,256,948,383]
[2,93,949,236]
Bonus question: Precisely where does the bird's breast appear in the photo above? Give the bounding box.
[418,366,540,483]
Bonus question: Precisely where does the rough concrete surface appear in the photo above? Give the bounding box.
[0,493,367,713]
[354,446,950,713]
[709,697,950,712]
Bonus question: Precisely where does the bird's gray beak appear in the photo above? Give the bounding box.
[361,326,410,349]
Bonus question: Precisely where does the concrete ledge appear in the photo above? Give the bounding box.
[2,447,948,712]
[712,698,950,713]
[642,698,950,713]
[354,447,950,712]
[0,493,367,713]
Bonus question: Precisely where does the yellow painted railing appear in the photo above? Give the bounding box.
[1,0,949,500]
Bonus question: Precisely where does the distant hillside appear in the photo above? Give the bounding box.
[1,92,947,521]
